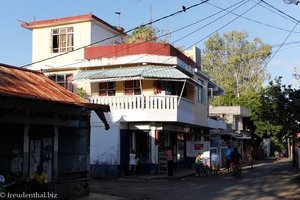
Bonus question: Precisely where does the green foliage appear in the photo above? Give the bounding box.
[76,87,86,98]
[253,77,300,147]
[126,25,163,43]
[202,31,272,106]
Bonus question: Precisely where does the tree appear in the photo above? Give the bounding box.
[202,31,272,106]
[126,25,160,43]
[253,77,300,149]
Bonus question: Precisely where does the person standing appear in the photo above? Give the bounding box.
[165,146,173,176]
[247,147,254,169]
[129,150,136,176]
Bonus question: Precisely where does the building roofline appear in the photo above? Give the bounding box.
[0,63,42,74]
[21,14,126,35]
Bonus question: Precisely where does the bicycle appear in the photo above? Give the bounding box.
[232,163,242,178]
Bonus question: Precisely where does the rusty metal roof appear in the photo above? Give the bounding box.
[0,63,110,129]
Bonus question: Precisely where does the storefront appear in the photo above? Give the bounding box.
[119,123,209,175]
[0,64,109,199]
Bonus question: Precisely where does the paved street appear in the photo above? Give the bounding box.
[84,159,300,200]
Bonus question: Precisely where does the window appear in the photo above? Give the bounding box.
[235,117,240,131]
[197,79,206,104]
[124,80,141,95]
[99,82,116,96]
[52,27,74,53]
[48,74,73,91]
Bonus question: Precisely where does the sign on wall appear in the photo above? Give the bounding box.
[186,141,210,157]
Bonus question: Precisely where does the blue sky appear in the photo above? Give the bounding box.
[1,0,300,87]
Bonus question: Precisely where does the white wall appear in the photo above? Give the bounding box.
[91,22,122,46]
[31,22,91,69]
[90,111,120,165]
[30,20,123,70]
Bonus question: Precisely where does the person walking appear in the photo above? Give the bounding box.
[225,145,232,173]
[165,146,174,176]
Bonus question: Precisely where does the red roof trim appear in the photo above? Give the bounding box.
[21,14,125,35]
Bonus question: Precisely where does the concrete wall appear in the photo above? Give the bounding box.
[31,22,91,69]
[31,20,123,70]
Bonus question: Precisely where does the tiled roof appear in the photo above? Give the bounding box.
[73,65,191,81]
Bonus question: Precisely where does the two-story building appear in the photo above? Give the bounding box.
[209,106,252,166]
[22,14,225,176]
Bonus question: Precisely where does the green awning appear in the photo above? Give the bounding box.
[73,65,198,84]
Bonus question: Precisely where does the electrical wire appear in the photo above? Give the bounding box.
[251,16,300,82]
[126,0,250,65]
[20,0,210,68]
[184,0,261,52]
[208,1,300,35]
[259,0,299,23]
[51,0,247,69]
[55,0,300,71]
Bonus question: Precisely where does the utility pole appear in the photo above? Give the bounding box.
[292,66,299,89]
[115,12,121,28]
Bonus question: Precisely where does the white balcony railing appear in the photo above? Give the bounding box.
[88,95,195,124]
[89,95,177,110]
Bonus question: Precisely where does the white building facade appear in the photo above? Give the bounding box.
[22,14,225,176]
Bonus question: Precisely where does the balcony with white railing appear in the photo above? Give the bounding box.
[88,95,196,124]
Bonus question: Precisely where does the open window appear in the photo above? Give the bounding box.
[52,27,74,53]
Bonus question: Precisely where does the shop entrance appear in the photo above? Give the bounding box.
[134,131,150,164]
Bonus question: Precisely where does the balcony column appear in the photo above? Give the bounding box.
[150,126,158,164]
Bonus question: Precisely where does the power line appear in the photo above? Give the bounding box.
[136,0,259,76]
[68,1,251,84]
[208,1,300,35]
[56,0,300,70]
[185,0,261,50]
[260,0,299,23]
[125,0,249,65]
[52,0,247,69]
[20,0,210,68]
[252,16,300,82]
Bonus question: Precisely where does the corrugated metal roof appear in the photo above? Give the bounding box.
[0,64,85,104]
[0,63,110,129]
[73,65,191,81]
